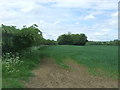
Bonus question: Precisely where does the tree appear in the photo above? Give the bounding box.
[57,33,87,45]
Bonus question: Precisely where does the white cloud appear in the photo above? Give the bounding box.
[89,11,104,15]
[52,0,92,9]
[101,29,112,32]
[53,21,61,25]
[94,32,107,36]
[0,0,119,10]
[107,12,118,28]
[51,0,119,10]
[0,0,119,41]
[111,11,118,17]
[75,22,79,25]
[93,1,117,10]
[84,15,96,20]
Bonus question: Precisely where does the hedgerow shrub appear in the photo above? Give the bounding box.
[2,24,43,53]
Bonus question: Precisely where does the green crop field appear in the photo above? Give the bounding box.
[39,45,118,79]
[3,45,118,88]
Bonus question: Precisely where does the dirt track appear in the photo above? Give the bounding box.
[25,58,118,88]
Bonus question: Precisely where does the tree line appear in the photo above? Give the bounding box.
[2,24,56,53]
[2,24,119,53]
[87,40,120,46]
[57,33,87,45]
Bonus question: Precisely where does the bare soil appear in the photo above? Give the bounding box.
[25,58,118,88]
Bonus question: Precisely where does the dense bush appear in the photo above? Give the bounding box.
[2,24,44,53]
[39,38,57,45]
[87,40,120,46]
[2,25,18,53]
[2,24,57,53]
[43,39,57,45]
[57,33,87,45]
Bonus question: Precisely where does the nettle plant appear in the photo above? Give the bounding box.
[2,53,23,75]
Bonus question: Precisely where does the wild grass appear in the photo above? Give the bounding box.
[39,45,118,79]
[2,46,41,88]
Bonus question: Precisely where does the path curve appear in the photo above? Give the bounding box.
[25,58,118,88]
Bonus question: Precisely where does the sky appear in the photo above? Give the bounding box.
[0,0,119,41]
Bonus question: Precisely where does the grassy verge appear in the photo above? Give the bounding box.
[39,45,118,79]
[2,46,43,88]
